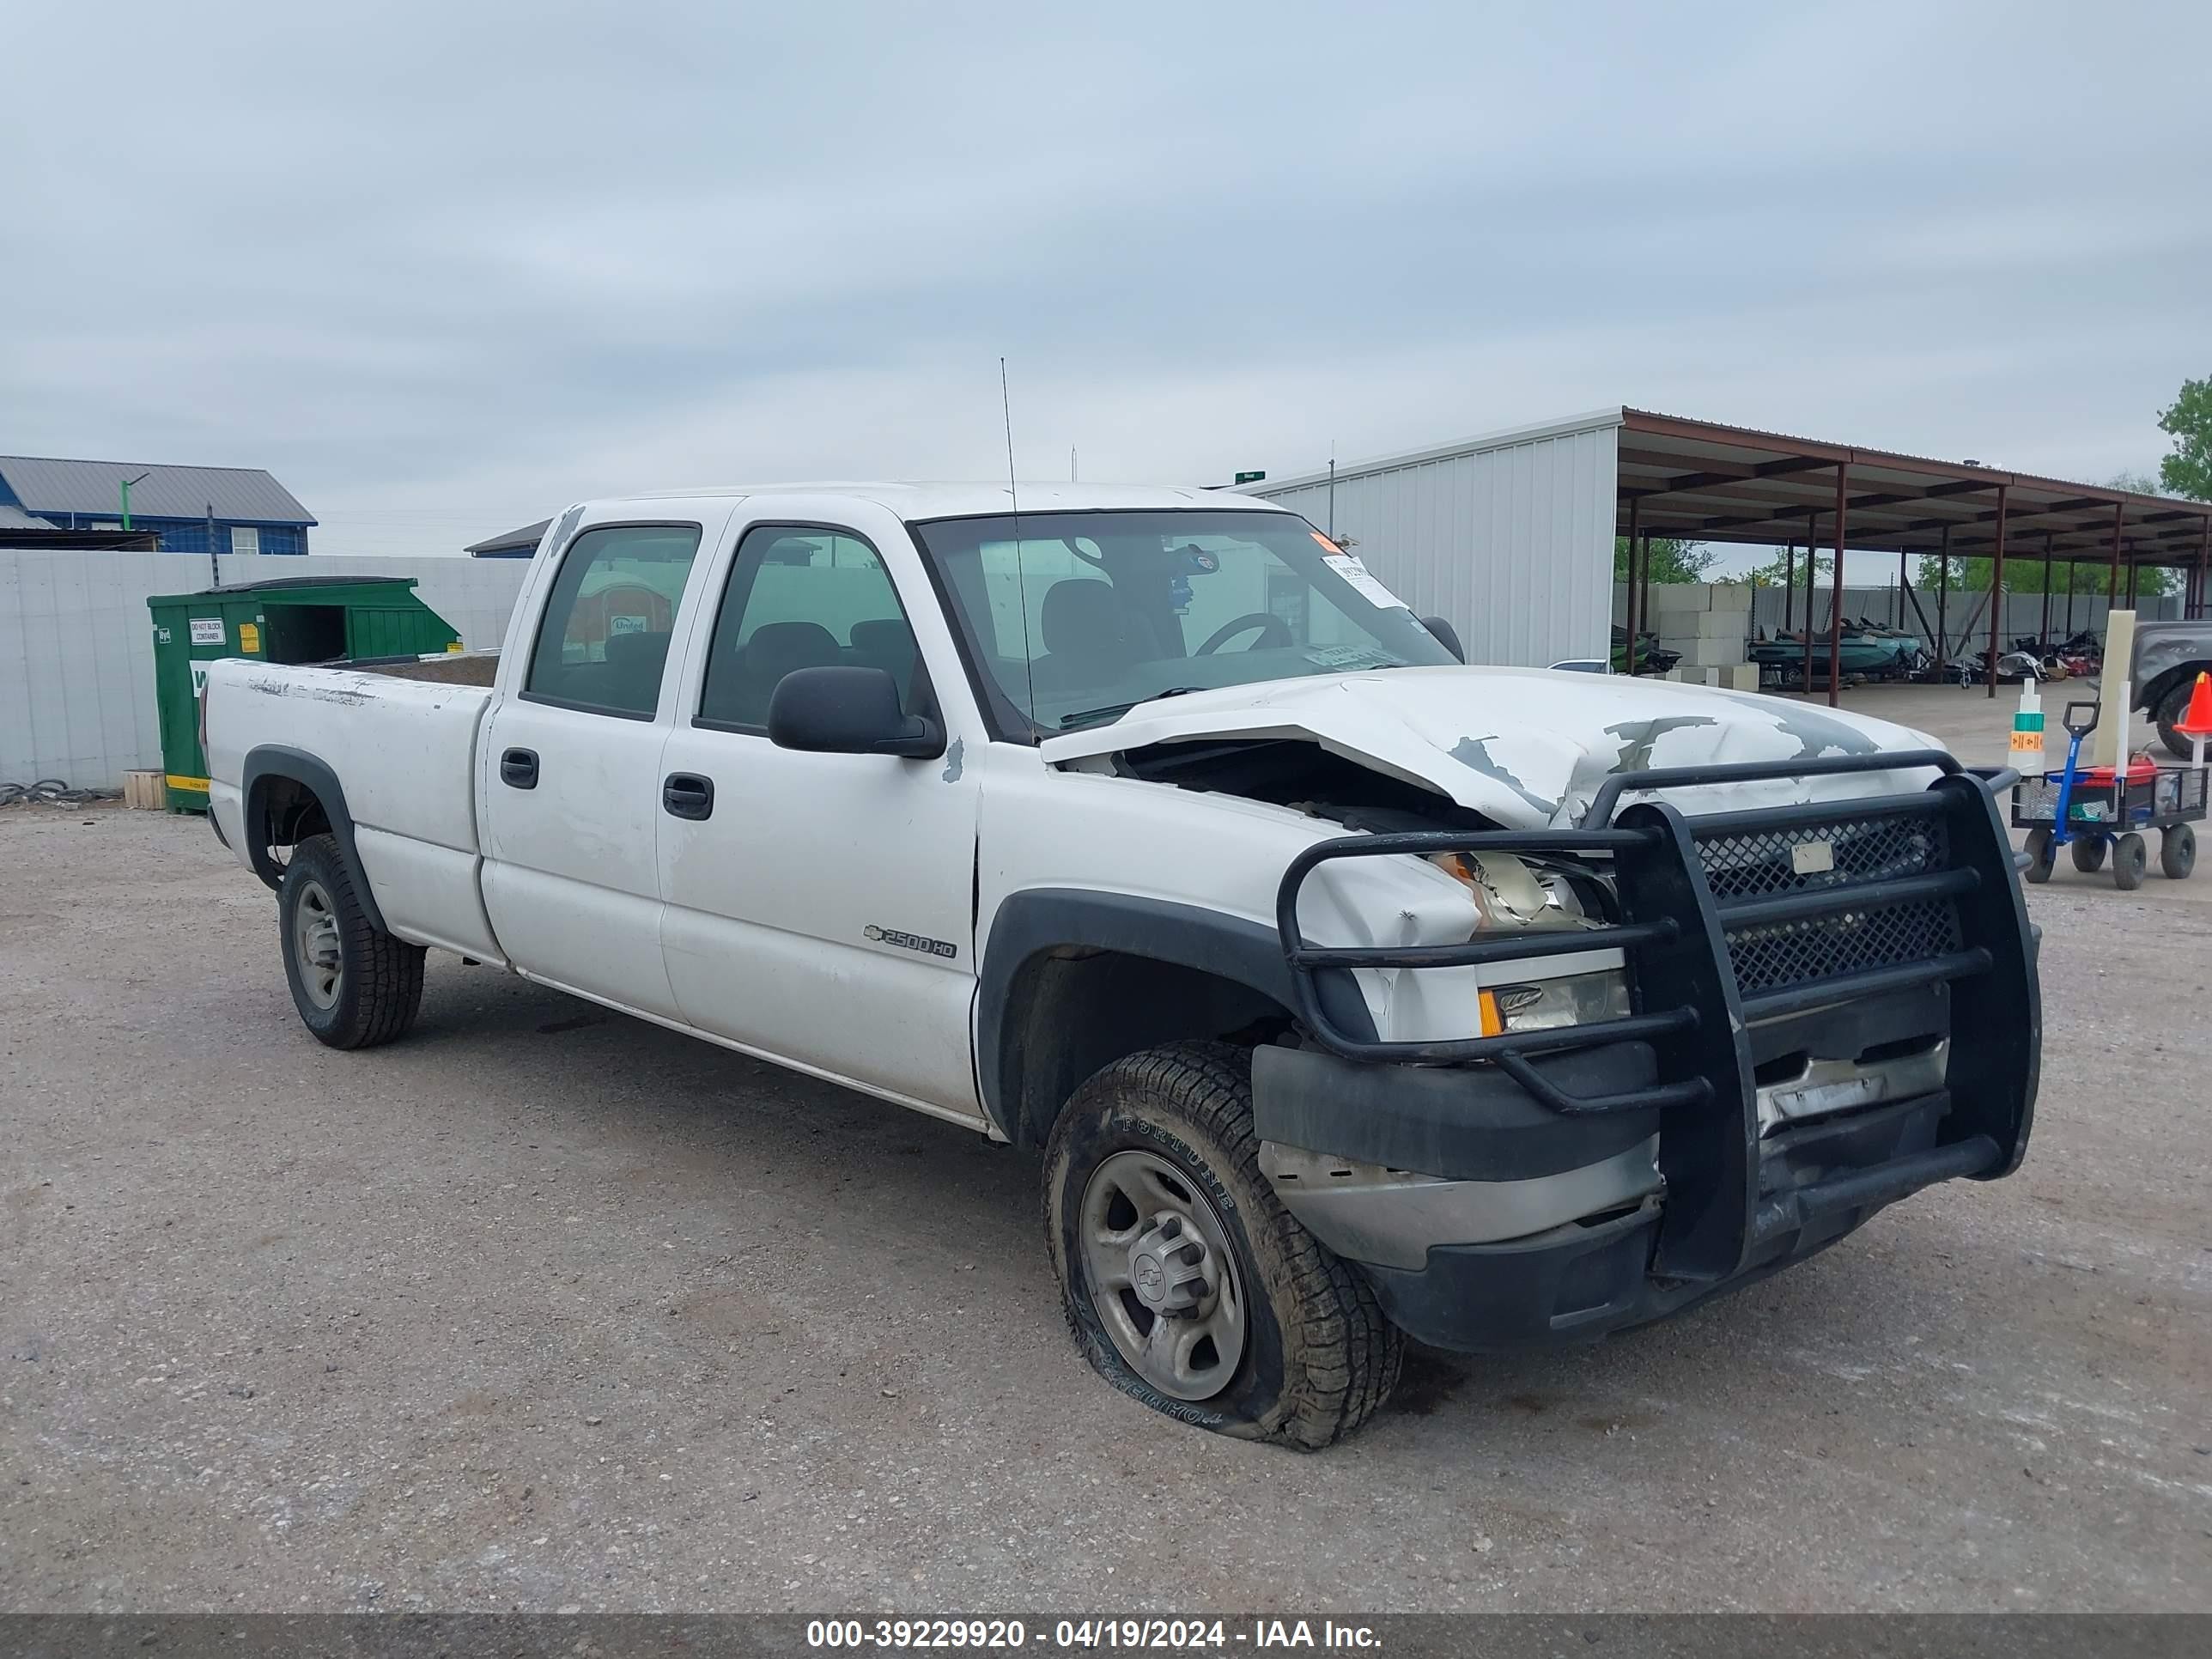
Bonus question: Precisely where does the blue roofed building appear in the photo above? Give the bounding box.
[0,453,316,554]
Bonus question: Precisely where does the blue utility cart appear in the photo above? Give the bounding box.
[2012,698,2206,889]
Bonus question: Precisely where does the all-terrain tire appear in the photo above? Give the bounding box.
[2069,835,2107,874]
[2155,682,2196,761]
[2022,827,2055,884]
[2161,822,2197,880]
[278,833,425,1049]
[1042,1041,1402,1449]
[2112,831,2148,891]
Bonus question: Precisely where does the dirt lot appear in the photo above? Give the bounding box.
[3,684,2209,1613]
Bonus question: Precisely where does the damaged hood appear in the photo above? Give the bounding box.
[1038,665,1953,828]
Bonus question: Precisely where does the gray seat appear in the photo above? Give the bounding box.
[849,617,920,706]
[709,619,842,726]
[1030,580,1156,695]
[599,629,672,712]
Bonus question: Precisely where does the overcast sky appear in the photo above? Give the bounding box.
[5,2,2208,571]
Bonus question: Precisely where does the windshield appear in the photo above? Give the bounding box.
[909,510,1454,738]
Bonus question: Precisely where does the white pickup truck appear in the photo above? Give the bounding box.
[204,484,2039,1445]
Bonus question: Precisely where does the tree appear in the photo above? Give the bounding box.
[1741,547,1831,588]
[1613,536,1717,583]
[1911,471,2175,596]
[2158,376,2212,501]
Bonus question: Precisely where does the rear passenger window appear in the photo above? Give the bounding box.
[524,523,702,718]
[697,526,921,731]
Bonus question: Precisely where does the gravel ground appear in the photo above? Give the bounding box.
[3,687,2209,1613]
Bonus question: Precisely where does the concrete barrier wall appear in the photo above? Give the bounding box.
[0,551,529,791]
[1613,581,2178,653]
[7,552,2188,791]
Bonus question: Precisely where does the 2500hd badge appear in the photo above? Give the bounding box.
[864,924,958,959]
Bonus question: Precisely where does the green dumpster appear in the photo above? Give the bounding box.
[147,575,463,812]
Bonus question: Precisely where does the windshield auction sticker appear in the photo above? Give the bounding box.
[1320,551,1410,612]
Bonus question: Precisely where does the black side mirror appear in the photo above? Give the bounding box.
[768,665,944,759]
[1420,615,1466,663]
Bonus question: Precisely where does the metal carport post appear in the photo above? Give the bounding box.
[1639,532,1654,651]
[1936,526,1950,665]
[1803,512,1820,698]
[2040,533,2054,648]
[2109,503,2124,605]
[1984,485,2009,699]
[1623,494,1642,674]
[1827,465,1849,708]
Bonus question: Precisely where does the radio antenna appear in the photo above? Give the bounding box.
[1000,357,1018,511]
[1001,357,1038,730]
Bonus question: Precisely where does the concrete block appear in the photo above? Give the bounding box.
[1664,663,1763,690]
[1656,632,1746,663]
[1658,637,1753,669]
[1647,585,1713,616]
[1682,610,1751,640]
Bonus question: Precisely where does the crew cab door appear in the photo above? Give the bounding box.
[479,510,724,1018]
[654,510,984,1122]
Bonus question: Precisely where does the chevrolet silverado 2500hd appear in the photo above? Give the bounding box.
[203,484,2039,1446]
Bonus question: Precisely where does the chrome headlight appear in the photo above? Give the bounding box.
[1423,850,1632,1036]
[1487,969,1632,1033]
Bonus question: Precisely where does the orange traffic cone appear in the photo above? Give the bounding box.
[2178,672,2212,740]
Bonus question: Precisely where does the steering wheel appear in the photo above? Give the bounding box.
[1197,611,1293,654]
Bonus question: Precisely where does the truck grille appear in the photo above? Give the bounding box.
[1274,750,2032,1285]
[1693,808,1963,1000]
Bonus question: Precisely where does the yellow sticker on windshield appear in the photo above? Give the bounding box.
[1310,531,1342,554]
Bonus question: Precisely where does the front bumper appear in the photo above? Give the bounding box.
[1263,750,2040,1352]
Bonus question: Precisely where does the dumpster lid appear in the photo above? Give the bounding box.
[160,575,418,599]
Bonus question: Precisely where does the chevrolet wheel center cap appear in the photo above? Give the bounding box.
[1133,1254,1166,1304]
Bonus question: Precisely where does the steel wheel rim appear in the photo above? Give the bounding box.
[293,879,343,1010]
[1078,1149,1247,1402]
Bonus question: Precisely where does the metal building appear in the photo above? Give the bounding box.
[465,517,551,558]
[1249,410,1620,669]
[0,453,316,556]
[1249,407,2212,693]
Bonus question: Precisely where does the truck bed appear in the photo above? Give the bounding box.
[204,656,501,961]
[358,649,501,688]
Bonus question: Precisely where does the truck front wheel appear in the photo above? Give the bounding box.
[2155,679,2203,760]
[278,834,425,1049]
[1042,1042,1402,1448]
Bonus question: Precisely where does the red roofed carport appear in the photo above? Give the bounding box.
[1612,409,2212,705]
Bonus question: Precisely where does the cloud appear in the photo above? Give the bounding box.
[3,0,2206,558]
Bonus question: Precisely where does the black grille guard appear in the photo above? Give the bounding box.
[1275,750,2042,1280]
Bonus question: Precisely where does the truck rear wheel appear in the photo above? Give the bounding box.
[1042,1042,1401,1448]
[278,834,425,1049]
